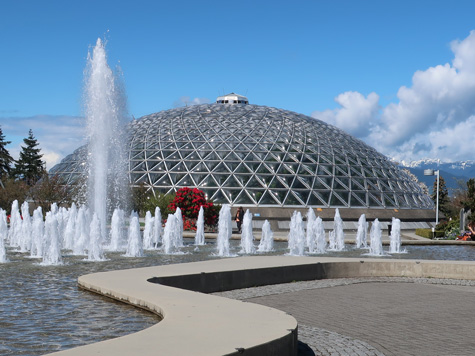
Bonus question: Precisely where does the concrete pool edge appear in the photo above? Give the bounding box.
[47,256,475,355]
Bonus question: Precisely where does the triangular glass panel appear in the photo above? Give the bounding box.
[334,191,349,206]
[149,173,164,185]
[205,160,220,171]
[234,191,255,205]
[329,192,346,206]
[319,154,333,164]
[176,174,194,187]
[350,166,364,177]
[170,162,186,173]
[198,175,219,188]
[333,177,349,190]
[316,176,332,189]
[245,162,260,172]
[258,191,279,205]
[351,178,366,190]
[156,174,173,187]
[270,189,287,204]
[277,164,294,175]
[164,160,180,171]
[214,174,228,187]
[246,175,265,188]
[211,189,230,204]
[183,151,200,161]
[256,164,272,175]
[277,176,292,188]
[132,161,146,171]
[211,162,230,173]
[317,165,332,176]
[335,165,349,176]
[292,177,308,190]
[307,192,324,207]
[368,193,383,207]
[169,173,186,184]
[382,193,397,208]
[293,190,310,205]
[284,191,303,206]
[297,176,313,189]
[314,190,330,205]
[350,191,367,207]
[268,177,287,189]
[298,164,315,176]
[132,151,146,160]
[190,161,209,173]
[204,151,220,161]
[234,163,252,174]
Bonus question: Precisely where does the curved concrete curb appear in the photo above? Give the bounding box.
[47,256,475,355]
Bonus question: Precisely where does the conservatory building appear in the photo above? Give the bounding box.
[50,93,434,224]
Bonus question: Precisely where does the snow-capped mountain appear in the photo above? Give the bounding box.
[398,159,475,195]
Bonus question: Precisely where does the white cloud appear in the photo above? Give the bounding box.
[311,91,380,137]
[0,115,86,170]
[313,30,475,163]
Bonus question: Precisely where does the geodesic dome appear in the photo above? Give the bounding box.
[50,96,432,209]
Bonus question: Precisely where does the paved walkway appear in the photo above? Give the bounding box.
[215,278,475,356]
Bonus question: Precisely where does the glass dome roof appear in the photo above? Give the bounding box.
[50,103,432,209]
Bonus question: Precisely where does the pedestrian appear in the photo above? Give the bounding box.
[235,207,244,233]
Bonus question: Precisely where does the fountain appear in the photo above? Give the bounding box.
[216,204,232,257]
[288,211,305,256]
[63,203,77,250]
[257,220,274,253]
[84,38,129,243]
[240,210,255,254]
[152,207,162,246]
[42,212,62,265]
[369,218,384,256]
[8,200,21,247]
[88,213,106,261]
[30,207,44,258]
[333,208,345,251]
[0,209,7,263]
[194,206,205,246]
[20,201,32,252]
[174,208,184,247]
[162,214,179,254]
[389,218,405,254]
[142,211,154,250]
[313,216,326,254]
[108,208,126,251]
[306,207,316,248]
[73,206,89,255]
[355,214,368,249]
[125,214,143,257]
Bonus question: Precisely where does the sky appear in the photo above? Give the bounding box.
[1,0,475,169]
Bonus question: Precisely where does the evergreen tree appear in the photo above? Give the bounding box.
[463,178,475,222]
[13,129,45,185]
[0,126,14,177]
[431,175,450,217]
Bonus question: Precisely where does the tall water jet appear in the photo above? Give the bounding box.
[369,218,384,256]
[42,213,62,265]
[152,207,162,246]
[288,211,305,256]
[162,214,178,254]
[306,207,316,248]
[30,208,44,258]
[63,203,77,250]
[108,208,126,251]
[240,209,255,254]
[257,220,273,253]
[330,208,345,251]
[142,211,154,250]
[8,200,22,247]
[355,214,368,249]
[0,209,8,263]
[389,218,404,253]
[194,206,205,246]
[88,213,106,261]
[174,208,184,247]
[216,204,232,257]
[85,38,129,239]
[313,216,326,254]
[125,214,143,257]
[19,201,32,252]
[73,206,89,255]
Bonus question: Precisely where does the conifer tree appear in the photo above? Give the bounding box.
[0,126,14,177]
[13,129,45,185]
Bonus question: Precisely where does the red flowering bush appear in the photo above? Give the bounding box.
[167,187,219,229]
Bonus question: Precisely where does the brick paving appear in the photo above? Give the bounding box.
[215,278,475,356]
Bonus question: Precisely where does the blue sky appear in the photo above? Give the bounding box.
[1,0,475,168]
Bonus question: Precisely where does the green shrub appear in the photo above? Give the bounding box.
[415,228,444,239]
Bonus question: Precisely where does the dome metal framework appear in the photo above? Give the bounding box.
[50,101,432,209]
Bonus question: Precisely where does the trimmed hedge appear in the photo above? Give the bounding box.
[415,228,445,239]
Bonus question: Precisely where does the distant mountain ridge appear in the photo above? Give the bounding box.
[398,159,475,195]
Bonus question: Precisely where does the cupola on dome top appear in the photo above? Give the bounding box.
[216,93,249,105]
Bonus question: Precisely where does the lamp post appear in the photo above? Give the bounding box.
[424,169,440,227]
